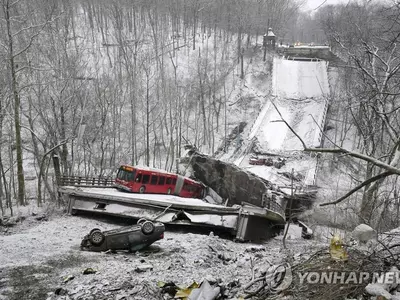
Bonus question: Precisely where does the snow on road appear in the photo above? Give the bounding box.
[237,57,330,186]
[248,101,272,140]
[257,103,290,150]
[251,57,329,152]
[272,58,329,99]
[251,97,326,151]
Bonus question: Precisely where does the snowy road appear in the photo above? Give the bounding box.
[248,58,329,152]
[239,57,330,186]
[273,58,329,99]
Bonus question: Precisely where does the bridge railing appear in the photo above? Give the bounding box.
[261,193,286,218]
[59,175,115,187]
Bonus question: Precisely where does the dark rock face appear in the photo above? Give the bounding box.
[190,153,274,207]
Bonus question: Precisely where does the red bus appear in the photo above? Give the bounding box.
[115,165,205,199]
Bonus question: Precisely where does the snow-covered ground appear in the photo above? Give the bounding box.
[0,213,321,300]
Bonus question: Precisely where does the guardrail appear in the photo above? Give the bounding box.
[60,176,114,187]
[286,56,322,62]
[315,100,330,147]
[261,193,286,218]
[305,60,331,186]
[305,99,329,187]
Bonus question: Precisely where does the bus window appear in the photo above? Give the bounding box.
[135,173,142,182]
[142,174,150,184]
[172,178,177,185]
[183,183,194,191]
[166,178,172,185]
[127,171,135,182]
[158,176,165,185]
[150,175,158,185]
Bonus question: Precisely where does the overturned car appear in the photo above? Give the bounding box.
[81,219,165,252]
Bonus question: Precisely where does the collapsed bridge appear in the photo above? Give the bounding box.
[59,173,286,241]
[58,55,331,241]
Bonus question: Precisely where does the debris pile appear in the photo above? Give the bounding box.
[251,231,400,300]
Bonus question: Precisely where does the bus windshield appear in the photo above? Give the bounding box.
[116,167,136,182]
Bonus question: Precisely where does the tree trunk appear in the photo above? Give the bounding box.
[0,92,4,215]
[5,0,25,206]
[237,25,242,63]
[0,157,11,216]
[240,48,244,79]
[146,72,150,166]
[359,162,376,224]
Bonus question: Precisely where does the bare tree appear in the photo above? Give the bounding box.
[1,0,56,205]
[311,2,400,226]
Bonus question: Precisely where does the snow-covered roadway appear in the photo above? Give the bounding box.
[240,57,330,186]
[248,58,329,152]
[273,58,329,99]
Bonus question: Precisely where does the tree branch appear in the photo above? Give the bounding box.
[20,124,44,146]
[272,101,400,177]
[270,99,307,149]
[320,171,393,206]
[303,147,400,175]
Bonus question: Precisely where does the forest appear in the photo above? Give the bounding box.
[0,0,399,233]
[0,0,302,210]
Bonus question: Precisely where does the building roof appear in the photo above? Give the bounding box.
[267,28,275,37]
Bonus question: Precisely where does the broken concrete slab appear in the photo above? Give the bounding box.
[189,152,284,208]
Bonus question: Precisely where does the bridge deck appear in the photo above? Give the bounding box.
[59,186,286,238]
[239,57,330,187]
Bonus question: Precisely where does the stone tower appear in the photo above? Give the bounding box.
[265,27,276,49]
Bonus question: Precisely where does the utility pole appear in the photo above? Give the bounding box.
[263,34,267,62]
[282,168,295,249]
[240,48,244,79]
[224,83,227,152]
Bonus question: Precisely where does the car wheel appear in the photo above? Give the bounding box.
[167,188,171,194]
[89,230,105,246]
[141,221,155,235]
[89,228,101,235]
[137,218,147,225]
[139,186,146,193]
